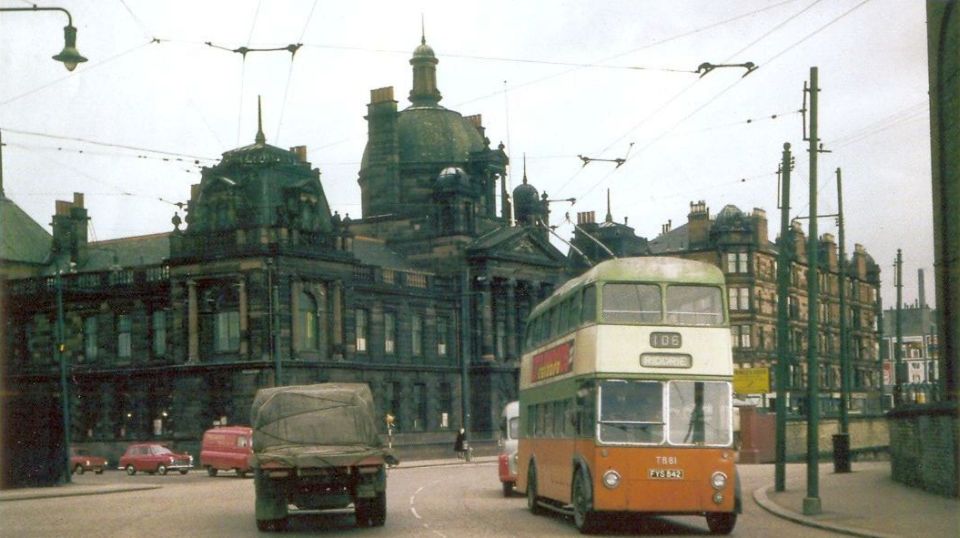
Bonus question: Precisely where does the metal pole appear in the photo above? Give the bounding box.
[838,168,850,435]
[56,270,71,484]
[775,143,793,492]
[894,249,903,406]
[804,66,821,515]
[459,270,472,439]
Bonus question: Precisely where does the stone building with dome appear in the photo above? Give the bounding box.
[0,37,569,487]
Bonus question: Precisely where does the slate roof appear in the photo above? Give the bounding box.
[648,222,693,254]
[0,195,52,264]
[43,233,172,275]
[352,236,418,271]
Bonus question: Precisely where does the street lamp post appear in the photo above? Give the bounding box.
[0,5,88,71]
[54,270,71,484]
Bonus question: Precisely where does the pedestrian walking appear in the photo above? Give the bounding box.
[454,428,467,460]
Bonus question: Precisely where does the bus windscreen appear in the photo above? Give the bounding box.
[665,285,724,326]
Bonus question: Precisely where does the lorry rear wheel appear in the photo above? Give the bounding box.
[207,467,218,477]
[256,518,287,532]
[370,492,387,527]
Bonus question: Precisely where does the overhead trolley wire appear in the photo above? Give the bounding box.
[0,40,156,107]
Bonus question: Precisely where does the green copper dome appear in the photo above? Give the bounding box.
[396,106,486,164]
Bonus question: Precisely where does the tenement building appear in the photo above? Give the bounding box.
[647,201,884,414]
[0,37,568,486]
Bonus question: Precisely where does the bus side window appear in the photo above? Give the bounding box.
[570,293,582,331]
[581,285,597,325]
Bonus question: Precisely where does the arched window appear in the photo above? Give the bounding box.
[297,290,319,351]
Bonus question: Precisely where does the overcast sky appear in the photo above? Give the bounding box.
[0,0,934,308]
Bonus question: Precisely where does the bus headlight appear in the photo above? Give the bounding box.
[710,471,727,490]
[602,470,621,489]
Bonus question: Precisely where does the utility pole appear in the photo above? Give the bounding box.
[838,168,850,436]
[775,142,793,492]
[834,167,852,473]
[459,270,473,439]
[894,249,904,406]
[55,270,71,484]
[803,66,822,516]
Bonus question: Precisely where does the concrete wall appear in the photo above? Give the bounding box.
[739,406,889,464]
[887,401,959,497]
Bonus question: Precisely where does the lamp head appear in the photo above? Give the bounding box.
[52,25,87,71]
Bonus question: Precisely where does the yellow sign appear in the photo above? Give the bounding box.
[734,367,770,394]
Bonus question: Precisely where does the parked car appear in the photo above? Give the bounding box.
[497,401,519,496]
[119,443,193,475]
[200,426,253,477]
[70,447,107,475]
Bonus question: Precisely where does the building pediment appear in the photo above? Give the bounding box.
[467,226,566,267]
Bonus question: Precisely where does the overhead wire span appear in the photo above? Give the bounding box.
[568,0,871,204]
[0,127,217,162]
[0,40,156,107]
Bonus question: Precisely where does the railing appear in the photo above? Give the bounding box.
[7,264,172,295]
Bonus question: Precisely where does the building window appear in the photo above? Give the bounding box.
[731,324,751,348]
[437,316,447,357]
[215,311,240,352]
[297,290,319,351]
[413,383,427,431]
[726,252,750,274]
[390,382,402,428]
[152,311,166,357]
[384,312,396,354]
[496,319,506,358]
[439,382,452,429]
[117,314,132,359]
[356,308,368,352]
[84,316,98,361]
[729,287,750,311]
[411,313,423,356]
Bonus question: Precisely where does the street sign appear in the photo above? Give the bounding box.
[734,367,770,394]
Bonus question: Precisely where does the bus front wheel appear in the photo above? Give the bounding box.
[706,512,737,535]
[572,469,600,534]
[526,466,544,515]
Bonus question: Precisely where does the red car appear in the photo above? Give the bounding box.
[70,447,107,475]
[119,443,193,475]
[200,426,253,477]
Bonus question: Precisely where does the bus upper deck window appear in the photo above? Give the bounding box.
[665,285,724,326]
[581,285,597,324]
[602,284,661,324]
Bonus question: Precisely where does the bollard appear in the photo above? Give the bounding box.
[832,433,851,473]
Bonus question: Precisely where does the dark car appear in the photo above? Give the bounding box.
[70,447,107,475]
[119,443,193,475]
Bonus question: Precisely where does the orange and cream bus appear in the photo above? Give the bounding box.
[517,257,739,534]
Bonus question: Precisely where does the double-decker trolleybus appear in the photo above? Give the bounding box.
[517,257,740,534]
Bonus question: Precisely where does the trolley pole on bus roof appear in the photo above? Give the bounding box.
[774,142,793,492]
[803,66,822,516]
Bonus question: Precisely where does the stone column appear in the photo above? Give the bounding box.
[506,279,517,360]
[480,278,495,361]
[187,280,198,362]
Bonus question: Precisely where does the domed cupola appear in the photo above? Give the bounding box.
[436,166,471,194]
[712,204,750,233]
[513,158,541,226]
[409,33,442,107]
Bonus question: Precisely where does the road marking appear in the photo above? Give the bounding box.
[411,507,421,519]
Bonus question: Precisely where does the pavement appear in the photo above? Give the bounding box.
[752,461,960,538]
[3,457,958,538]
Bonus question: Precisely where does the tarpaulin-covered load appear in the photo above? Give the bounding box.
[250,383,391,468]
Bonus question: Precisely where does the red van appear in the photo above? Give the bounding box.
[200,426,253,477]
